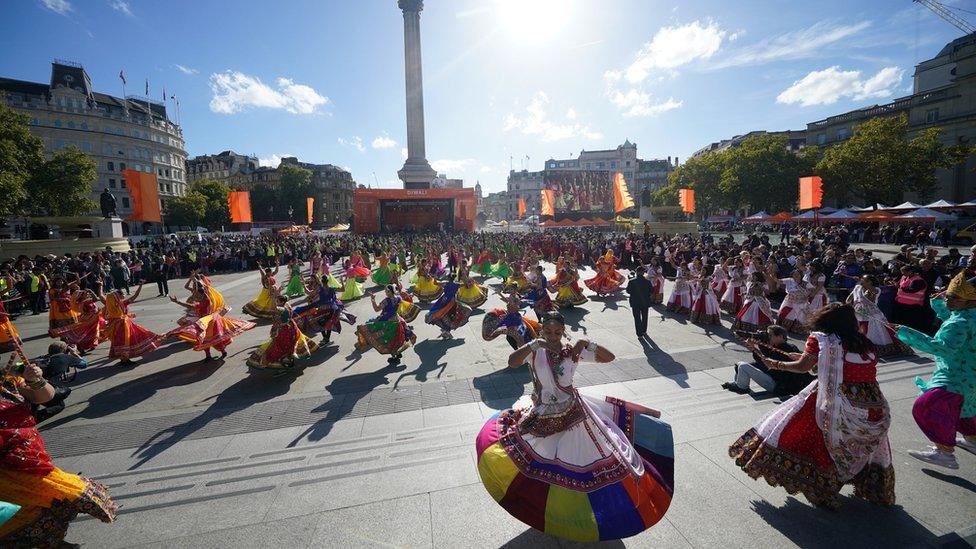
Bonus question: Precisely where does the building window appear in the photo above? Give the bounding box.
[119,162,126,171]
[610,161,617,169]
[121,197,130,208]
[165,169,171,177]
[108,161,115,171]
[80,122,88,130]
[158,168,163,176]
[120,178,126,188]
[82,142,92,152]
[837,128,850,140]
[817,133,826,145]
[926,108,939,123]
[54,119,62,127]
[626,161,631,167]
[109,178,116,188]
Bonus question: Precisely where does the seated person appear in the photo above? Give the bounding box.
[722,325,809,396]
[33,342,86,422]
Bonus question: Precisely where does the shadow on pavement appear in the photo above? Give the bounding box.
[922,468,976,493]
[127,370,299,469]
[472,364,531,411]
[392,338,465,389]
[639,336,689,388]
[500,527,621,548]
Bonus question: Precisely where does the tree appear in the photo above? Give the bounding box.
[904,127,969,203]
[165,191,207,227]
[190,179,231,229]
[278,164,314,223]
[666,151,732,216]
[250,184,278,222]
[27,146,98,216]
[0,101,44,218]
[721,134,816,213]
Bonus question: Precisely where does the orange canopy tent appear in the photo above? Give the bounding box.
[278,225,310,234]
[858,210,895,221]
[767,212,792,222]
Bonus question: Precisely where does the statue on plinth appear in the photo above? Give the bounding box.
[100,188,118,218]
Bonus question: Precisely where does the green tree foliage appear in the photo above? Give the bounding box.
[250,184,278,222]
[165,191,207,227]
[27,146,98,216]
[278,164,314,223]
[0,102,44,217]
[665,150,731,215]
[721,134,817,213]
[189,179,231,229]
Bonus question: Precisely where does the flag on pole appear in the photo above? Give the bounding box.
[306,197,314,224]
[798,176,823,210]
[162,85,166,102]
[679,189,695,213]
[540,189,555,216]
[145,78,149,95]
[517,198,526,219]
[123,170,162,223]
[118,70,126,85]
[613,172,635,213]
[228,191,253,223]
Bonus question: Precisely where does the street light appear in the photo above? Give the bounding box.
[288,206,294,221]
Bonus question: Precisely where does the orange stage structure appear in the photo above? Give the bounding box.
[352,188,477,233]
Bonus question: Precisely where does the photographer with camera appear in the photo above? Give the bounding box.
[31,341,86,422]
[722,325,808,397]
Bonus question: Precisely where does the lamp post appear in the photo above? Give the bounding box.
[288,206,294,222]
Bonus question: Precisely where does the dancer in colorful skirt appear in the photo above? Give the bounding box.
[411,258,444,303]
[98,284,161,364]
[280,257,307,298]
[167,279,255,362]
[428,249,447,279]
[524,265,555,320]
[490,252,514,281]
[720,258,747,314]
[356,285,417,363]
[475,312,674,542]
[645,257,666,304]
[805,263,829,311]
[246,295,319,371]
[339,260,366,301]
[0,349,116,546]
[293,274,354,345]
[426,275,472,339]
[49,287,106,353]
[242,262,281,320]
[899,270,976,469]
[46,278,78,337]
[729,303,894,509]
[551,263,587,309]
[665,264,693,314]
[482,293,541,350]
[584,250,626,296]
[847,276,913,357]
[471,249,494,277]
[710,258,729,299]
[0,299,21,354]
[776,269,812,334]
[347,250,371,280]
[690,266,721,325]
[370,251,398,287]
[392,274,421,323]
[502,263,530,297]
[732,271,775,332]
[456,262,489,309]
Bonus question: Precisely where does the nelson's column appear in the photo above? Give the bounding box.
[396,0,437,189]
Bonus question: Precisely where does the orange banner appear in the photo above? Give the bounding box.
[306,197,314,224]
[613,172,635,213]
[517,198,526,219]
[679,188,695,213]
[123,170,162,223]
[228,191,252,223]
[540,189,555,216]
[799,176,823,210]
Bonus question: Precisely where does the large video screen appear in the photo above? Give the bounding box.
[544,170,613,221]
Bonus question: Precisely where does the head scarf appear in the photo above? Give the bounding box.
[946,270,976,301]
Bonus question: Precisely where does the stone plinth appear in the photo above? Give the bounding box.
[397,0,436,188]
[94,217,124,239]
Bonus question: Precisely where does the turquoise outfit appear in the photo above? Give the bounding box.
[897,299,976,417]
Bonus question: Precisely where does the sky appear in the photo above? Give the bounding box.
[0,0,969,193]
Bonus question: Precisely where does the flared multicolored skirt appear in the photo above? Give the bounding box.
[283,275,306,298]
[475,396,674,542]
[50,312,106,351]
[371,265,397,286]
[355,318,415,355]
[584,272,625,295]
[457,284,488,309]
[425,301,472,331]
[397,300,421,323]
[339,279,364,301]
[242,287,278,320]
[102,316,161,360]
[246,322,319,371]
[481,310,538,349]
[168,313,255,352]
[554,286,588,308]
[413,277,444,303]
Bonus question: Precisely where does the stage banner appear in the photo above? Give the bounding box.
[679,188,695,213]
[517,198,526,219]
[540,189,555,217]
[544,170,613,221]
[799,176,823,210]
[123,169,162,223]
[228,191,252,223]
[613,172,635,213]
[306,197,314,224]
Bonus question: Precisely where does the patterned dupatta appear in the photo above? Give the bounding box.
[812,332,890,482]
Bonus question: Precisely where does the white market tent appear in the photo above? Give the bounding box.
[742,211,769,223]
[922,199,958,209]
[884,201,923,211]
[851,203,890,212]
[960,199,976,208]
[817,206,838,214]
[892,208,957,223]
[792,210,829,222]
[821,209,862,222]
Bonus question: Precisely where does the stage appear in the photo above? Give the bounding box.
[352,188,477,233]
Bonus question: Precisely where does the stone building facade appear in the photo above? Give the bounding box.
[0,61,188,232]
[186,150,258,184]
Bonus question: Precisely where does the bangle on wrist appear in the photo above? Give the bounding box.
[587,341,598,352]
[27,377,47,390]
[529,340,541,351]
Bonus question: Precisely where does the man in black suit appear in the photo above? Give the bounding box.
[626,266,652,338]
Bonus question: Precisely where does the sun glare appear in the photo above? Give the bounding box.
[497,0,571,44]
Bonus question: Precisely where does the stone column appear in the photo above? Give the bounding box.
[397,0,436,189]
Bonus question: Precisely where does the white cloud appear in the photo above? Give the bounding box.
[371,135,397,149]
[258,153,293,168]
[709,20,872,70]
[174,64,199,75]
[623,20,726,83]
[401,147,409,159]
[208,71,330,115]
[109,0,132,16]
[39,0,71,15]
[607,88,682,117]
[431,159,477,173]
[565,107,577,120]
[480,166,493,173]
[338,136,366,153]
[776,65,904,107]
[503,92,602,142]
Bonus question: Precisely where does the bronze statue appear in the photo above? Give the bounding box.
[100,188,117,218]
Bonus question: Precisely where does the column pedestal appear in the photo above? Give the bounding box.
[94,217,124,238]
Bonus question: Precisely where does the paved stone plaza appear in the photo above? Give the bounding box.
[13,258,975,548]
